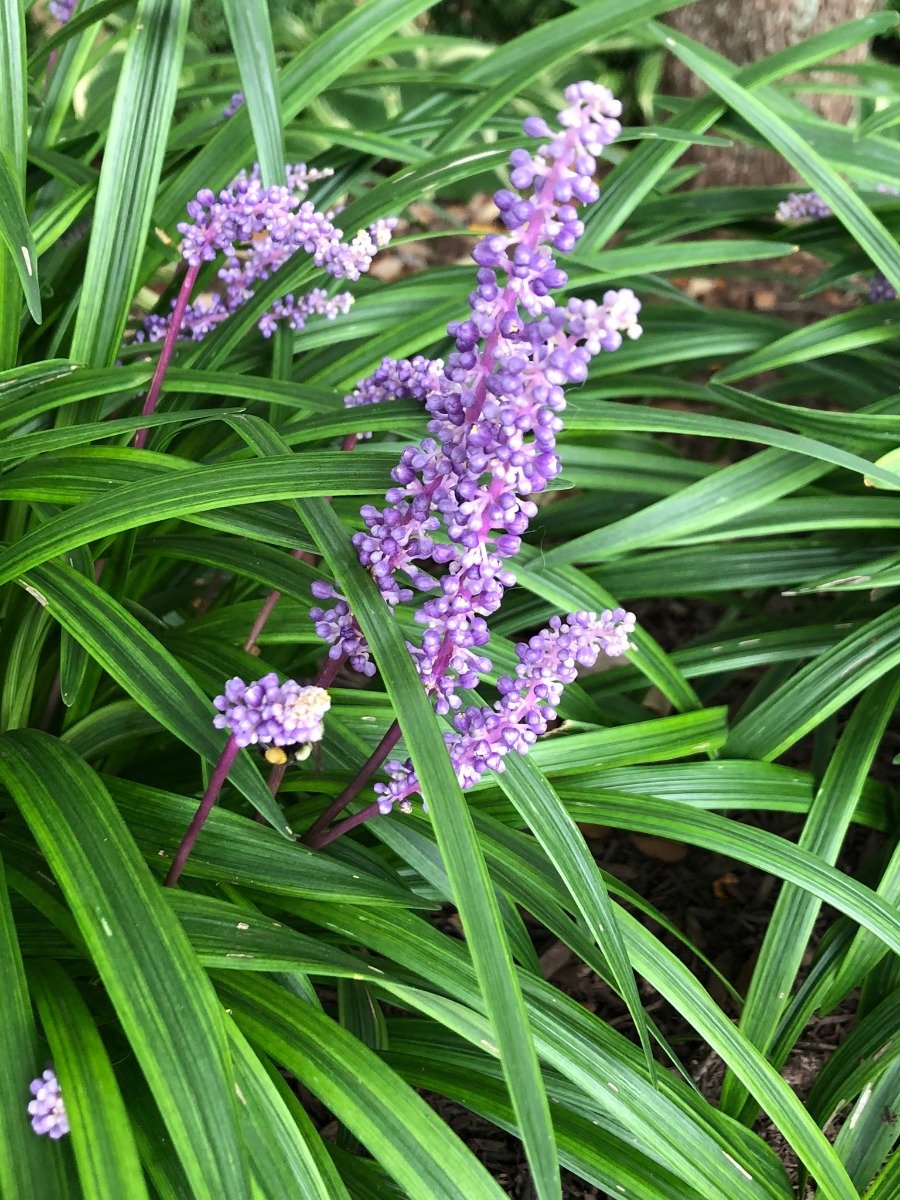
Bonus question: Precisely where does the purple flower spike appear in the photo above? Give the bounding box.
[49,0,76,21]
[28,1068,69,1139]
[773,185,898,305]
[775,191,833,222]
[136,164,397,344]
[314,82,641,712]
[213,674,331,748]
[868,270,897,303]
[223,91,245,119]
[343,355,445,439]
[374,609,635,812]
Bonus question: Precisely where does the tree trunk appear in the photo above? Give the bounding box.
[663,0,877,185]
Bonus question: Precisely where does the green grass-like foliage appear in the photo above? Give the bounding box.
[2,1,900,1197]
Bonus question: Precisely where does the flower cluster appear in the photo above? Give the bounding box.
[868,271,895,303]
[314,83,642,723]
[344,354,445,438]
[28,1068,69,1139]
[774,191,834,222]
[776,187,898,301]
[137,165,398,342]
[223,91,245,119]
[374,610,635,812]
[49,0,76,21]
[213,675,331,748]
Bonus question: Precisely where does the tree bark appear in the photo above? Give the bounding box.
[663,0,877,185]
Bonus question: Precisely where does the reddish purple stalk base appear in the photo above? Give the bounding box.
[314,800,382,847]
[302,720,401,846]
[134,261,200,449]
[165,733,240,887]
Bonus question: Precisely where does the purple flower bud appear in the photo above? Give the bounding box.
[28,1069,69,1139]
[213,674,332,747]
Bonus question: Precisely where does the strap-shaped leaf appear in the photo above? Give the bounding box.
[29,961,149,1200]
[218,973,508,1200]
[0,149,40,323]
[70,0,190,371]
[0,731,250,1200]
[221,0,283,186]
[0,855,71,1199]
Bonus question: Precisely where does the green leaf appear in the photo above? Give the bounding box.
[0,0,26,368]
[227,1020,352,1200]
[0,149,40,322]
[720,671,900,1121]
[716,307,900,381]
[493,746,656,1078]
[651,21,900,291]
[539,449,828,565]
[221,0,283,187]
[17,561,290,833]
[0,453,389,586]
[70,0,190,371]
[111,777,416,905]
[0,732,250,1200]
[571,238,797,276]
[167,890,401,973]
[0,854,70,1199]
[866,447,900,491]
[856,103,900,141]
[29,961,149,1200]
[725,608,900,760]
[556,793,900,961]
[218,973,508,1200]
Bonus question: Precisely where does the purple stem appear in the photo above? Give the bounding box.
[313,800,382,848]
[165,733,240,887]
[133,261,201,449]
[243,588,282,653]
[302,720,401,846]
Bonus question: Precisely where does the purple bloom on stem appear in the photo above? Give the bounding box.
[49,0,76,21]
[373,609,635,812]
[774,187,898,303]
[28,1069,69,1139]
[137,165,397,344]
[223,91,244,119]
[213,674,331,748]
[344,354,445,439]
[314,83,641,717]
[868,270,897,303]
[775,191,833,222]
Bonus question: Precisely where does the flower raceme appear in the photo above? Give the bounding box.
[137,164,398,343]
[213,675,331,750]
[305,82,640,811]
[49,0,76,21]
[776,187,899,302]
[28,1068,69,1139]
[374,609,635,813]
[313,83,642,719]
